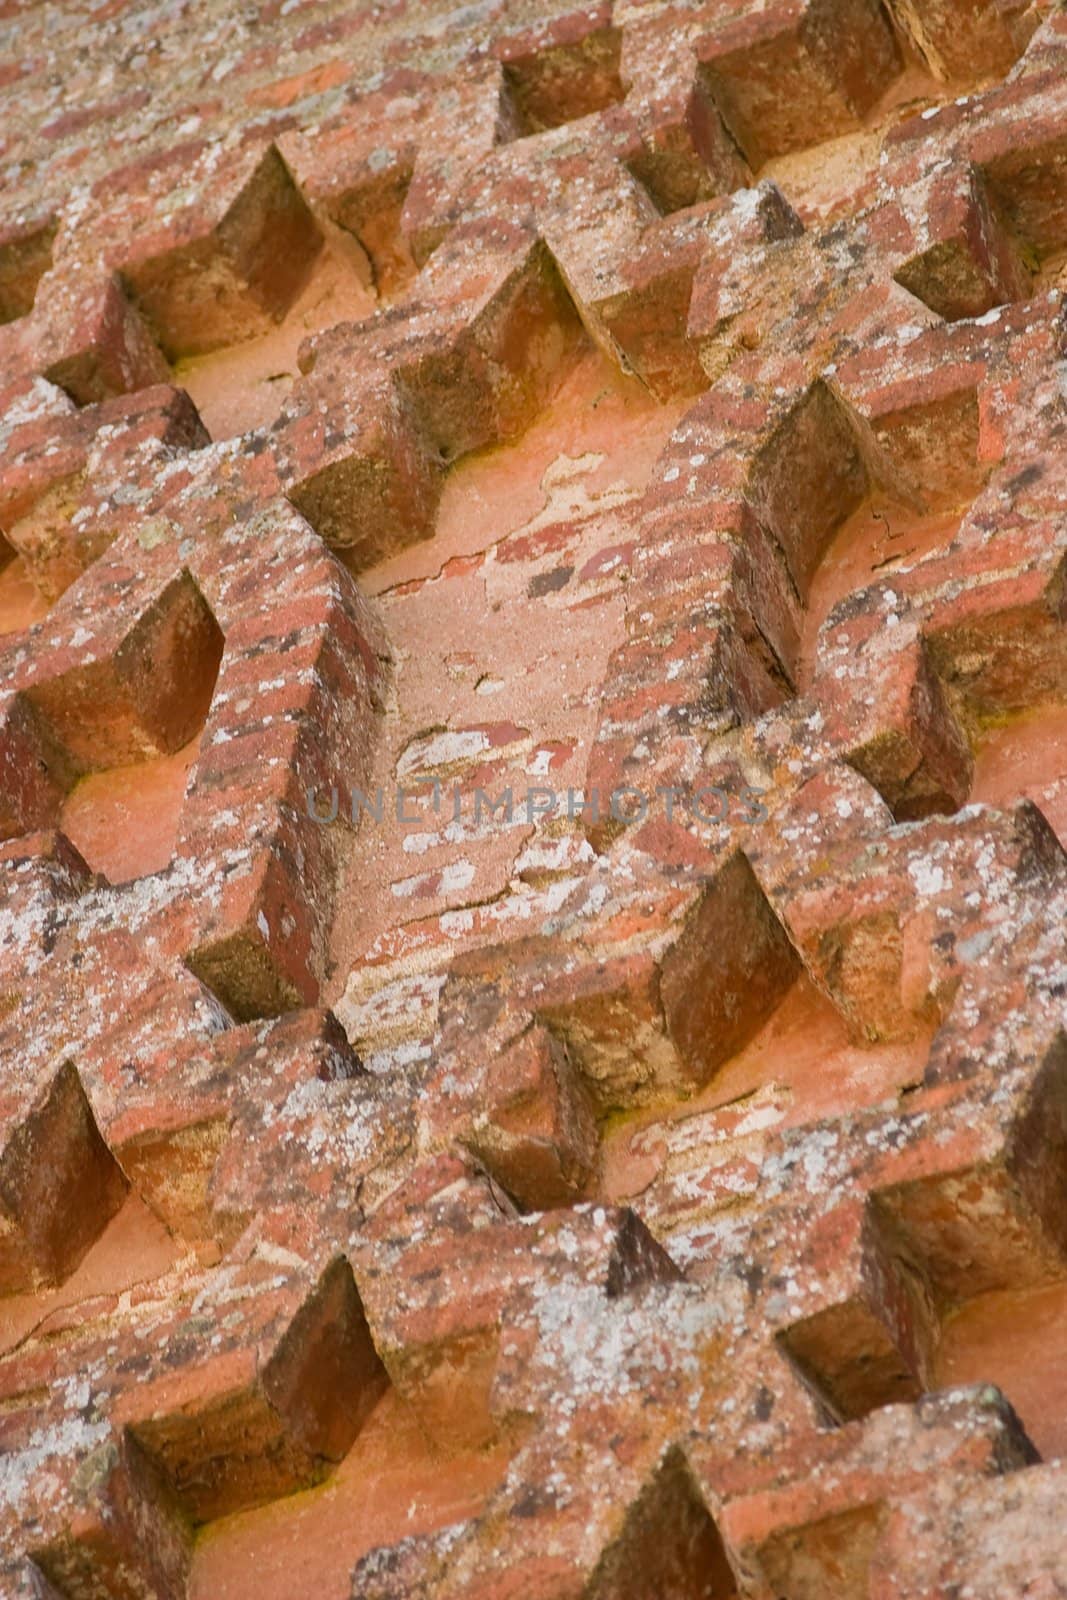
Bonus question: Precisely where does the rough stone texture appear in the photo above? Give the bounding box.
[0,0,1065,1597]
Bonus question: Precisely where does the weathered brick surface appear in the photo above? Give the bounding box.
[0,0,1066,1596]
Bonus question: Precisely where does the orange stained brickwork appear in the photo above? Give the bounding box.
[0,0,1067,1596]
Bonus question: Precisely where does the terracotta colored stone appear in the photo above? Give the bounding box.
[119,145,325,361]
[0,216,57,326]
[0,3,1066,1597]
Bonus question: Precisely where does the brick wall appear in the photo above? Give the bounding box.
[1,0,1066,1595]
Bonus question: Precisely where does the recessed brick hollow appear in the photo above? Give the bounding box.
[1,1,1067,1598]
[498,22,628,139]
[0,217,57,326]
